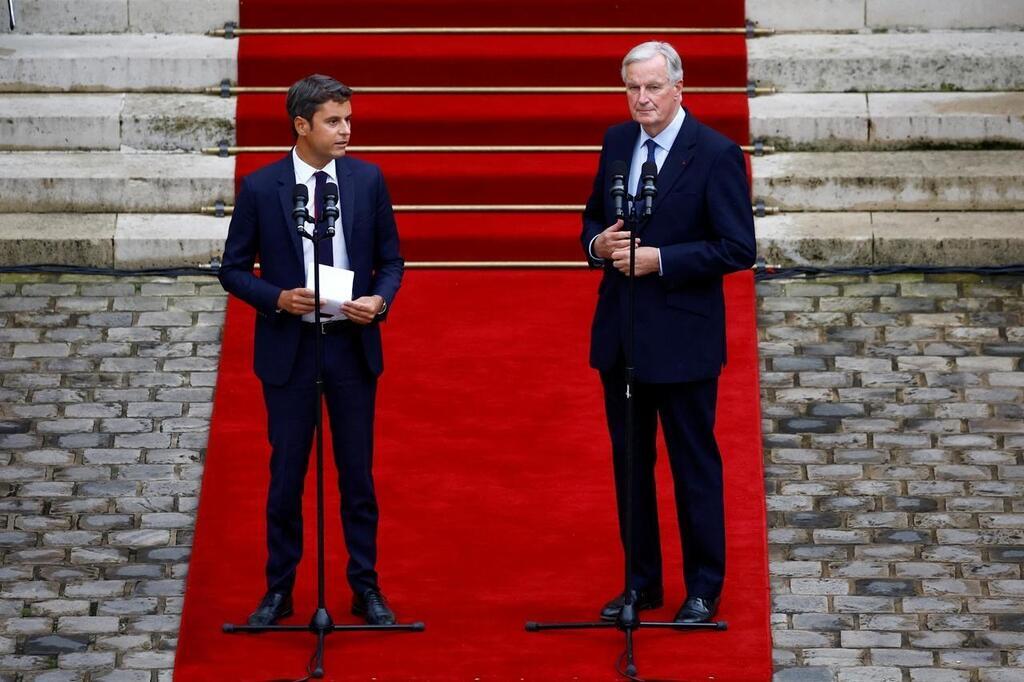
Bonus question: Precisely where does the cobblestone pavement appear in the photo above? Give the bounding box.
[0,273,223,682]
[760,273,1024,682]
[1,272,1022,681]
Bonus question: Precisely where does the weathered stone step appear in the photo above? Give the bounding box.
[0,94,236,151]
[0,152,233,212]
[748,31,1024,92]
[747,0,1024,32]
[0,213,228,268]
[4,91,1022,154]
[2,211,1020,270]
[756,211,1024,266]
[750,92,1024,151]
[752,151,1024,211]
[0,34,236,92]
[0,0,236,34]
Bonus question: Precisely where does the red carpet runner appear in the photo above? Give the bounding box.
[175,271,769,681]
[175,1,770,678]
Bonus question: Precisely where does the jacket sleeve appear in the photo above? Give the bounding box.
[581,130,612,268]
[369,167,404,318]
[218,176,284,315]
[659,144,756,287]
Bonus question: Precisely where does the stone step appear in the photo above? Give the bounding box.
[752,151,1024,211]
[9,32,1021,95]
[2,210,1020,269]
[0,0,236,34]
[0,213,228,268]
[756,211,1024,266]
[0,94,236,151]
[0,152,233,212]
[748,31,1024,92]
[0,34,236,92]
[747,0,1024,32]
[4,91,1022,154]
[750,92,1024,151]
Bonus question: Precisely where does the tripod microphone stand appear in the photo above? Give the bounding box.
[525,163,726,680]
[223,183,424,680]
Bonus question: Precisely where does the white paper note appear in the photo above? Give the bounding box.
[306,263,354,319]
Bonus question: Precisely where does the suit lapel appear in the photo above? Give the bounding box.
[276,154,306,267]
[649,109,698,219]
[605,124,639,219]
[338,157,355,250]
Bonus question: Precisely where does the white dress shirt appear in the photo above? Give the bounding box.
[590,107,686,274]
[628,106,686,214]
[292,148,350,322]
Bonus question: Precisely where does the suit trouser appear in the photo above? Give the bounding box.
[261,324,380,596]
[600,367,726,601]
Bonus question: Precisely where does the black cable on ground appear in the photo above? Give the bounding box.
[0,263,221,278]
[753,263,1024,281]
[3,262,1024,281]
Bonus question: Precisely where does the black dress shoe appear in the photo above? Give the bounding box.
[599,588,664,621]
[247,591,293,626]
[352,587,395,625]
[674,596,719,624]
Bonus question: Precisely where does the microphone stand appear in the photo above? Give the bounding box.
[222,198,424,680]
[525,187,726,680]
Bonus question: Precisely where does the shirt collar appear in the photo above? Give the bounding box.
[639,106,686,153]
[292,147,338,185]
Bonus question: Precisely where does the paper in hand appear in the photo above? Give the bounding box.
[306,263,355,319]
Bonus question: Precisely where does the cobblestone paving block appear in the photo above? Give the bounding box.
[0,274,222,681]
[762,274,1024,682]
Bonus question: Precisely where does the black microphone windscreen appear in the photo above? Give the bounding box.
[324,183,338,200]
[641,161,658,178]
[610,160,628,177]
[293,183,308,202]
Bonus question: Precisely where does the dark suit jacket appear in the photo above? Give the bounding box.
[219,153,404,386]
[581,111,756,384]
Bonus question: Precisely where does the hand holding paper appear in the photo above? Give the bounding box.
[306,263,355,318]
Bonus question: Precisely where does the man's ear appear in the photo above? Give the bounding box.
[293,116,310,137]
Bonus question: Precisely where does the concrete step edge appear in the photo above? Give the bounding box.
[756,211,1024,267]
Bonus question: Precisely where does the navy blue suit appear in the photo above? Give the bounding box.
[581,111,755,601]
[219,153,403,596]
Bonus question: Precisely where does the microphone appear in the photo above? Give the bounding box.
[292,183,309,233]
[609,160,627,219]
[640,161,657,216]
[322,182,339,237]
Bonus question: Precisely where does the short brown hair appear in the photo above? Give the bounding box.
[286,74,353,138]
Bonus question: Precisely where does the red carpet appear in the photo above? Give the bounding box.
[177,2,771,678]
[174,271,770,681]
[238,35,747,88]
[240,0,743,29]
[236,93,751,147]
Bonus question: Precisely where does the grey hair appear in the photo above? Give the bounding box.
[621,41,684,83]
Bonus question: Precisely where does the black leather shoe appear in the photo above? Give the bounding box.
[247,591,293,626]
[674,596,719,624]
[599,588,664,621]
[352,587,396,625]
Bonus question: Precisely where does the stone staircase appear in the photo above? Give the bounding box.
[1,0,1023,268]
[0,1,237,268]
[746,0,1024,268]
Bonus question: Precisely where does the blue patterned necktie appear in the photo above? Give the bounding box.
[313,170,333,267]
[634,138,658,216]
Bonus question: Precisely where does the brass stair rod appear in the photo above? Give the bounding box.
[209,26,775,36]
[206,85,776,95]
[203,144,775,154]
[201,204,779,216]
